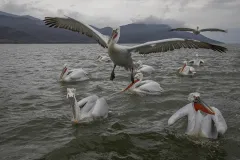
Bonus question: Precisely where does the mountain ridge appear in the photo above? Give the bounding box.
[0,11,223,44]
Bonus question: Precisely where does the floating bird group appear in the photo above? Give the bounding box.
[44,16,227,84]
[44,15,228,139]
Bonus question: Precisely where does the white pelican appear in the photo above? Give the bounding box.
[168,92,227,139]
[44,17,227,83]
[188,54,204,66]
[96,55,111,62]
[177,61,196,76]
[135,60,155,75]
[67,88,108,123]
[170,26,227,35]
[60,64,89,82]
[122,72,163,95]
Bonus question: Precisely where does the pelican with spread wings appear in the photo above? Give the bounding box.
[44,16,227,83]
[170,26,227,35]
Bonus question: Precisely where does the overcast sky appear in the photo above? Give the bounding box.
[0,0,240,43]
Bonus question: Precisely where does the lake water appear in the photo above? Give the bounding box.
[0,44,240,160]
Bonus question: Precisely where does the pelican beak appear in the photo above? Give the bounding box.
[122,79,140,92]
[194,97,215,115]
[180,64,186,73]
[111,30,118,39]
[60,67,67,79]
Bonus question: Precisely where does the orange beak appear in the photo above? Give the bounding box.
[180,64,186,73]
[122,79,140,92]
[60,67,67,79]
[194,98,215,115]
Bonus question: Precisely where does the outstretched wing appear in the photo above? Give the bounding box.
[169,28,195,32]
[168,103,193,126]
[44,16,109,48]
[127,38,227,54]
[211,107,227,134]
[199,28,227,33]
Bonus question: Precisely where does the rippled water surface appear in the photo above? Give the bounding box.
[0,44,240,160]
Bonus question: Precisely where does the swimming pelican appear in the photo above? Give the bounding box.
[96,55,111,62]
[168,92,227,139]
[44,16,227,83]
[67,88,108,123]
[122,72,163,95]
[177,61,196,76]
[188,54,204,66]
[170,26,227,35]
[135,60,155,75]
[60,64,89,82]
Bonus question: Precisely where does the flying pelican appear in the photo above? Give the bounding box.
[188,53,204,66]
[135,60,155,75]
[67,88,108,123]
[170,26,227,35]
[60,64,89,82]
[122,72,163,95]
[168,92,227,139]
[44,16,227,83]
[177,61,196,76]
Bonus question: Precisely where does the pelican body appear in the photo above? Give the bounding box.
[44,17,227,83]
[67,88,108,123]
[96,55,111,62]
[135,60,155,75]
[168,92,227,139]
[170,26,227,35]
[60,64,89,82]
[177,61,196,76]
[188,54,204,66]
[122,72,163,95]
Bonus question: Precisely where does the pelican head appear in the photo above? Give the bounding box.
[179,61,188,73]
[188,92,215,115]
[60,63,69,79]
[108,27,120,44]
[134,72,143,81]
[67,88,76,99]
[67,88,79,123]
[122,72,143,92]
[196,53,199,57]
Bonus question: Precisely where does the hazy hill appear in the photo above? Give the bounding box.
[0,11,223,44]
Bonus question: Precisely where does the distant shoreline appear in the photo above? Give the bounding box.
[0,42,228,45]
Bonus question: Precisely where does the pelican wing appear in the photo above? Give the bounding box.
[127,38,227,54]
[69,69,88,80]
[211,107,227,134]
[199,28,227,33]
[169,28,195,32]
[168,103,192,126]
[44,16,109,48]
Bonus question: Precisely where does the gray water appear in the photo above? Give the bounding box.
[0,44,240,160]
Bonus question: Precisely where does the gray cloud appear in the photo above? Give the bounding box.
[0,0,239,43]
[131,15,185,28]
